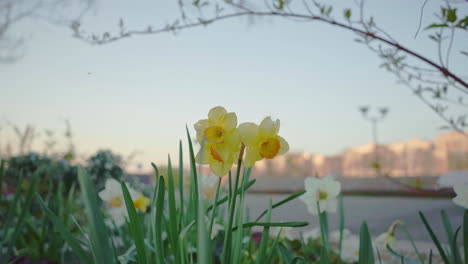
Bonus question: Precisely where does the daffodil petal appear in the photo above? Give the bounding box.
[238,122,259,147]
[98,189,114,201]
[210,160,232,177]
[194,119,209,133]
[454,184,468,197]
[321,198,337,212]
[453,184,468,208]
[208,106,227,125]
[134,194,150,213]
[223,112,237,131]
[244,147,261,168]
[223,130,241,152]
[195,147,210,164]
[259,116,277,137]
[215,144,236,163]
[274,119,280,134]
[278,136,289,155]
[453,195,468,208]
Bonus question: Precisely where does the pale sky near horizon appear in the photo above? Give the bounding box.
[1,0,467,172]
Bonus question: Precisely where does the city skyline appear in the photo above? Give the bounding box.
[251,131,468,178]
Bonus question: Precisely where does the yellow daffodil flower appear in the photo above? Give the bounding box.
[194,106,240,150]
[194,106,241,176]
[196,143,238,177]
[133,194,150,213]
[238,116,289,168]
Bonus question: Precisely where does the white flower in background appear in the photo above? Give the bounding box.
[328,229,360,262]
[99,178,150,225]
[340,235,360,263]
[374,220,400,254]
[302,227,321,241]
[201,173,219,199]
[375,232,396,248]
[270,227,293,240]
[453,184,468,208]
[437,171,468,188]
[330,229,352,242]
[300,176,341,214]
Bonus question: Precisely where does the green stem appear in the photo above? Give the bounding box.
[222,145,245,264]
[209,178,222,239]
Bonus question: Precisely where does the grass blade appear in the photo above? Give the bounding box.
[441,210,455,244]
[265,227,281,263]
[278,242,292,264]
[37,195,91,263]
[121,181,149,264]
[208,178,222,239]
[386,244,419,264]
[442,209,461,262]
[178,220,195,264]
[358,221,374,264]
[376,247,382,264]
[419,211,450,264]
[197,170,211,264]
[206,179,256,213]
[338,195,345,264]
[464,210,468,264]
[166,155,179,262]
[0,160,4,202]
[1,176,23,239]
[6,172,39,261]
[320,245,330,264]
[256,200,273,264]
[77,166,115,263]
[178,140,185,227]
[222,146,244,263]
[317,202,329,257]
[186,126,199,217]
[254,190,306,222]
[400,224,425,264]
[154,176,166,264]
[232,221,309,230]
[232,178,246,264]
[451,226,462,264]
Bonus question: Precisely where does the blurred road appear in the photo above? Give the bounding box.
[244,194,464,242]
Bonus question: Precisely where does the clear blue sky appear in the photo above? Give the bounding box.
[1,0,467,171]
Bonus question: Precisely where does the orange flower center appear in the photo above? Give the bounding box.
[258,137,280,159]
[109,196,123,208]
[204,126,224,143]
[210,145,223,162]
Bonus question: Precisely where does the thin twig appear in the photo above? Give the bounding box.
[74,10,468,89]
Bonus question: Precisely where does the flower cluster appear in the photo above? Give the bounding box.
[194,106,289,176]
[98,178,150,226]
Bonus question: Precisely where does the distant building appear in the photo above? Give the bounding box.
[251,131,468,178]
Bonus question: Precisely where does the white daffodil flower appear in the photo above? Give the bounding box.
[270,227,293,240]
[330,229,352,242]
[300,176,341,214]
[453,184,468,208]
[99,178,147,226]
[302,227,321,241]
[340,234,360,263]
